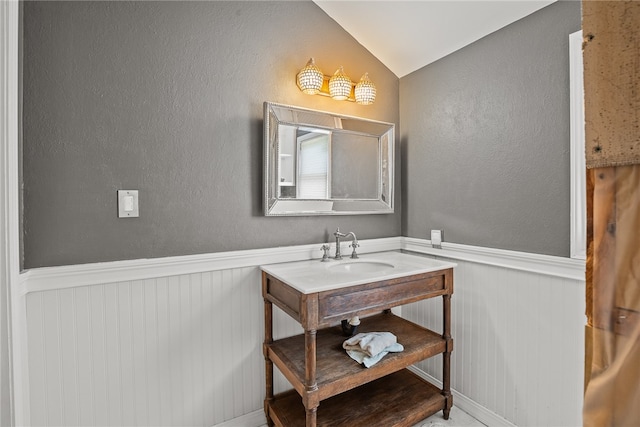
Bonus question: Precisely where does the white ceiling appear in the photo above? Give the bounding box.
[313,0,556,77]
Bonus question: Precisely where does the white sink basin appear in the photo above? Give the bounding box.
[261,251,456,294]
[327,260,395,274]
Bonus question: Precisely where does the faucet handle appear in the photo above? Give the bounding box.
[320,244,331,262]
[350,242,360,259]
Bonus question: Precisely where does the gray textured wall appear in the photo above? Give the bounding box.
[400,1,581,257]
[22,1,400,268]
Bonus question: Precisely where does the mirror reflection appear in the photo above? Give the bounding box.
[264,102,394,216]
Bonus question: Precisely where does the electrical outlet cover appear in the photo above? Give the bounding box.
[431,229,442,248]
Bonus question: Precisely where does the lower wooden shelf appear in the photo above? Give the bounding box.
[267,313,446,401]
[267,369,446,427]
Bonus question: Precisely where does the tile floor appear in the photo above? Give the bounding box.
[259,406,485,427]
[413,406,485,427]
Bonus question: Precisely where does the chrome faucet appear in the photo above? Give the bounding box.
[333,228,359,259]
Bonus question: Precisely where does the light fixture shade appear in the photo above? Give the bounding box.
[355,73,376,105]
[329,66,352,101]
[297,58,324,95]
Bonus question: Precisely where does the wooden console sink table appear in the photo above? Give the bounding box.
[261,252,454,427]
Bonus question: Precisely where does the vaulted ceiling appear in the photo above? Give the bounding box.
[313,0,556,77]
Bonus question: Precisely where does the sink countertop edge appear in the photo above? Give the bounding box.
[260,251,457,294]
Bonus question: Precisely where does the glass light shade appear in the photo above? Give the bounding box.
[297,58,324,95]
[329,66,352,100]
[355,73,376,105]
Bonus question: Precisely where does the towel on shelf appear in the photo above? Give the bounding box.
[342,332,398,357]
[346,342,404,368]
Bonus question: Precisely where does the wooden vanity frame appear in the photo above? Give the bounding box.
[262,265,454,427]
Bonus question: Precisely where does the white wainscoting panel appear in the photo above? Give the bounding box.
[25,267,271,426]
[402,251,586,427]
[20,238,586,427]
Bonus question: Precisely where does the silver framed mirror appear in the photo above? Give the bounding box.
[264,102,394,216]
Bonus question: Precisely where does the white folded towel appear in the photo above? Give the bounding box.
[342,332,398,357]
[346,343,404,368]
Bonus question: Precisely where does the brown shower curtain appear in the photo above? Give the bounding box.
[582,2,640,426]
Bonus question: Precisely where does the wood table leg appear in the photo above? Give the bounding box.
[442,294,453,419]
[304,329,318,427]
[305,406,317,427]
[263,297,274,426]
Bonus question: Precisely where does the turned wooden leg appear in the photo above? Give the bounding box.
[443,351,452,420]
[442,294,453,419]
[304,329,318,427]
[263,298,274,426]
[305,329,317,390]
[305,406,317,427]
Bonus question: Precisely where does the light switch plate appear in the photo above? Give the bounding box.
[118,190,139,218]
[431,229,442,249]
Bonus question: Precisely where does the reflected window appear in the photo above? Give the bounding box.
[297,130,330,199]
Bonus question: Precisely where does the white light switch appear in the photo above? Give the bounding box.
[123,195,134,211]
[118,190,139,218]
[431,229,442,249]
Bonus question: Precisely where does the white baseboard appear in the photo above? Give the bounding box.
[213,409,266,427]
[407,366,516,427]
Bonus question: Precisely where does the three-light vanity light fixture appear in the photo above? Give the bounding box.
[296,58,376,105]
